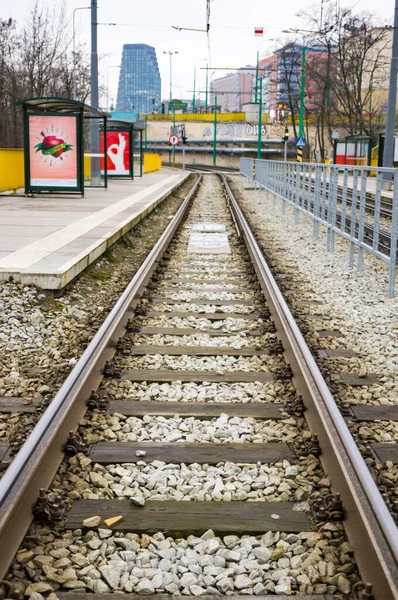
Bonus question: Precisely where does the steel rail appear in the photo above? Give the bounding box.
[0,175,202,580]
[221,174,398,600]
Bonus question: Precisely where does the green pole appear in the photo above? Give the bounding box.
[213,96,217,165]
[169,53,172,103]
[173,107,176,163]
[254,50,259,103]
[205,64,208,112]
[298,45,306,139]
[257,79,263,159]
[144,115,148,152]
[193,66,196,111]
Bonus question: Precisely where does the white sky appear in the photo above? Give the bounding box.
[2,0,395,108]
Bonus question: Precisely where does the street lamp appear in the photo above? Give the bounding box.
[257,77,263,159]
[282,29,308,160]
[193,59,206,112]
[162,50,178,103]
[73,6,90,101]
[254,38,274,104]
[106,65,121,112]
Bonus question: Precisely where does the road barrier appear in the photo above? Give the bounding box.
[241,158,398,297]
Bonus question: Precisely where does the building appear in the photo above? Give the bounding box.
[116,44,161,115]
[258,44,329,121]
[210,68,254,112]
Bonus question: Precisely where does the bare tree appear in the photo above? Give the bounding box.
[0,0,91,148]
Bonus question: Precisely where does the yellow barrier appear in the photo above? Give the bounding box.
[144,153,162,174]
[148,113,269,123]
[0,149,24,192]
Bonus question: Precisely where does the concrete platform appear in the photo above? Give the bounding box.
[0,169,190,289]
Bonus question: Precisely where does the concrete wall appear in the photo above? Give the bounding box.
[0,149,24,192]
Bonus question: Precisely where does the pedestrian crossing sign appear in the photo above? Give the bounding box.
[296,137,306,147]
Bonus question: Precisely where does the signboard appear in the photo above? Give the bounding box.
[169,134,180,146]
[169,102,188,109]
[254,27,264,36]
[100,130,131,177]
[296,137,306,147]
[27,114,79,190]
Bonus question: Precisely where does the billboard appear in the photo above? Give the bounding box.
[100,130,131,176]
[28,115,79,189]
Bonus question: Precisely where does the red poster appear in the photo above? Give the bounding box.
[100,131,130,175]
[28,115,78,187]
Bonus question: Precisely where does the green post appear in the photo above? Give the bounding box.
[193,66,196,112]
[298,46,306,139]
[254,50,259,103]
[144,115,148,152]
[213,96,217,165]
[169,53,172,103]
[257,79,263,159]
[172,107,176,163]
[205,64,209,112]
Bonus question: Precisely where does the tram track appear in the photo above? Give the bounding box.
[0,173,397,600]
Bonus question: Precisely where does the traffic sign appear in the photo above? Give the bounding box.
[254,27,264,36]
[169,134,180,146]
[296,137,306,147]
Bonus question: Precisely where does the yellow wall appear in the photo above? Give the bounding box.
[0,149,24,192]
[148,113,264,123]
[144,153,162,174]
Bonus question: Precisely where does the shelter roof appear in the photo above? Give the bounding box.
[18,97,109,118]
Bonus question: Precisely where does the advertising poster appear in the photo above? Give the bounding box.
[100,130,130,176]
[28,115,78,188]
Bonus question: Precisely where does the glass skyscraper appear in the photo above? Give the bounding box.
[116,44,161,115]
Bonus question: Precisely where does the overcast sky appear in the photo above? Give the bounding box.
[2,0,395,108]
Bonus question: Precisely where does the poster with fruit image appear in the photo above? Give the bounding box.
[28,115,78,188]
[100,130,130,176]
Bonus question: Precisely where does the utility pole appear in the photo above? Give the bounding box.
[298,46,306,138]
[382,0,398,183]
[205,64,209,111]
[297,45,306,162]
[90,0,100,182]
[254,50,259,103]
[257,78,263,159]
[213,96,217,165]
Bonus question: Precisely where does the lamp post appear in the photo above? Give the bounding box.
[257,78,263,159]
[106,65,121,112]
[73,6,90,101]
[193,58,206,112]
[382,0,398,182]
[213,95,217,165]
[205,63,209,111]
[282,29,307,161]
[254,39,273,104]
[163,50,178,103]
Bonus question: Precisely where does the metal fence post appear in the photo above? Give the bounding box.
[295,165,300,224]
[321,167,327,221]
[349,170,359,268]
[313,165,321,239]
[341,169,348,235]
[357,170,367,271]
[373,171,382,253]
[330,166,339,252]
[388,170,398,297]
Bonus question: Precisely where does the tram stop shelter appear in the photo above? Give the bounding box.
[18,97,109,195]
[333,134,371,166]
[105,119,144,180]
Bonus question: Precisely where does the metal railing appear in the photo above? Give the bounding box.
[240,158,398,297]
[240,157,254,180]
